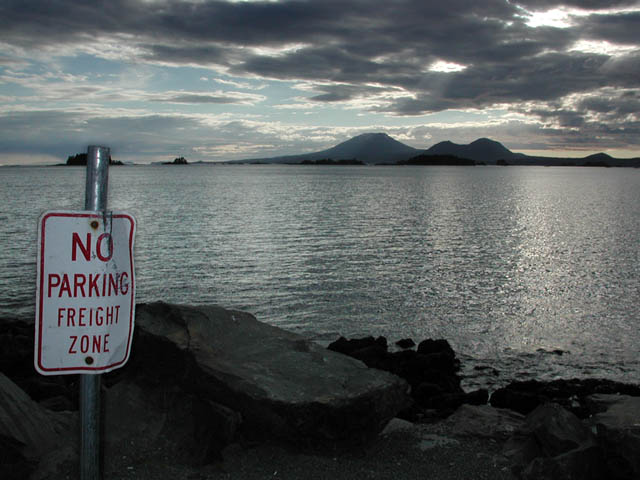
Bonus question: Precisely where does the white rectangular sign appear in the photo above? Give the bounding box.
[35,211,136,375]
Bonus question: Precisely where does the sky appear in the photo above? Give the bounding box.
[1,0,639,165]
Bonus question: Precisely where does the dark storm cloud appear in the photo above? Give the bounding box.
[577,10,640,44]
[307,83,395,103]
[143,45,227,65]
[512,0,638,9]
[0,109,210,158]
[1,0,639,146]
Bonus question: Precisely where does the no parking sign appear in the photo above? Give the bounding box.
[35,210,136,375]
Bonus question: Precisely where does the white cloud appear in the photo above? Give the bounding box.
[428,60,468,73]
[569,39,637,56]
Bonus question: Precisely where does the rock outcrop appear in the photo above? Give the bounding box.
[103,379,241,465]
[327,335,487,418]
[0,373,76,480]
[503,398,640,480]
[1,303,410,474]
[440,404,524,441]
[490,378,640,417]
[130,302,410,445]
[504,402,603,479]
[588,394,640,480]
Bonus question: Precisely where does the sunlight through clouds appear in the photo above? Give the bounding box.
[428,61,468,73]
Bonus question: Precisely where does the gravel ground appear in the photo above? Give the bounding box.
[91,421,516,480]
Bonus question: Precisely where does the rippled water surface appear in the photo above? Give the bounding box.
[1,164,638,388]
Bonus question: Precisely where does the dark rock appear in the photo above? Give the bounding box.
[504,403,600,479]
[19,377,69,403]
[0,322,33,379]
[0,373,77,477]
[490,378,640,418]
[442,405,524,440]
[131,302,409,446]
[0,434,35,480]
[327,335,469,418]
[413,365,463,393]
[388,349,418,371]
[413,382,444,405]
[521,443,605,480]
[417,338,455,358]
[589,394,640,480]
[350,344,391,370]
[39,395,75,412]
[327,335,387,356]
[464,388,490,406]
[0,321,78,410]
[419,389,488,412]
[425,392,468,411]
[525,403,594,456]
[104,380,240,465]
[395,338,415,349]
[393,353,461,388]
[491,387,548,415]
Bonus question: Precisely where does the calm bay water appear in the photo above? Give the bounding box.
[1,164,639,389]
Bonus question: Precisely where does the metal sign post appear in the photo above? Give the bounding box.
[81,145,110,480]
[34,145,136,480]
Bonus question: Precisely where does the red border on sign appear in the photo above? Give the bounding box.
[35,211,136,374]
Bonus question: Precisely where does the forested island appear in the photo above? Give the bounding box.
[64,153,123,166]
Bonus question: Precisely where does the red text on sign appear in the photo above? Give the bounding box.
[72,232,113,261]
[47,272,129,298]
[68,334,110,354]
[57,305,120,327]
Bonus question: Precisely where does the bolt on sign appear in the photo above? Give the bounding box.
[35,211,136,375]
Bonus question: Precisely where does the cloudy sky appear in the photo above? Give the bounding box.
[1,0,639,164]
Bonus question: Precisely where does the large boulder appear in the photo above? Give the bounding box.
[104,379,241,466]
[130,302,410,445]
[589,394,640,480]
[504,402,603,480]
[441,404,524,441]
[0,373,76,480]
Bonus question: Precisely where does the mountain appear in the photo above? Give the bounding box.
[321,133,419,163]
[231,133,640,166]
[425,138,526,162]
[234,133,420,164]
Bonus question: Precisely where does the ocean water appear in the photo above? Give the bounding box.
[1,164,639,390]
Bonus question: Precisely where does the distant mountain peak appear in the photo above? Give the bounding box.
[353,132,391,139]
[426,137,516,162]
[319,132,419,163]
[585,152,613,161]
[470,138,502,146]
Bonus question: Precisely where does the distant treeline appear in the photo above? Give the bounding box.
[162,157,188,165]
[299,158,364,165]
[398,154,475,166]
[66,153,123,166]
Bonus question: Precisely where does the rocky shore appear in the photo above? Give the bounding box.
[2,302,639,479]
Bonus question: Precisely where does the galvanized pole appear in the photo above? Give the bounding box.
[80,145,110,480]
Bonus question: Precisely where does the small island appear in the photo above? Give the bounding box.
[65,153,123,166]
[163,156,189,165]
